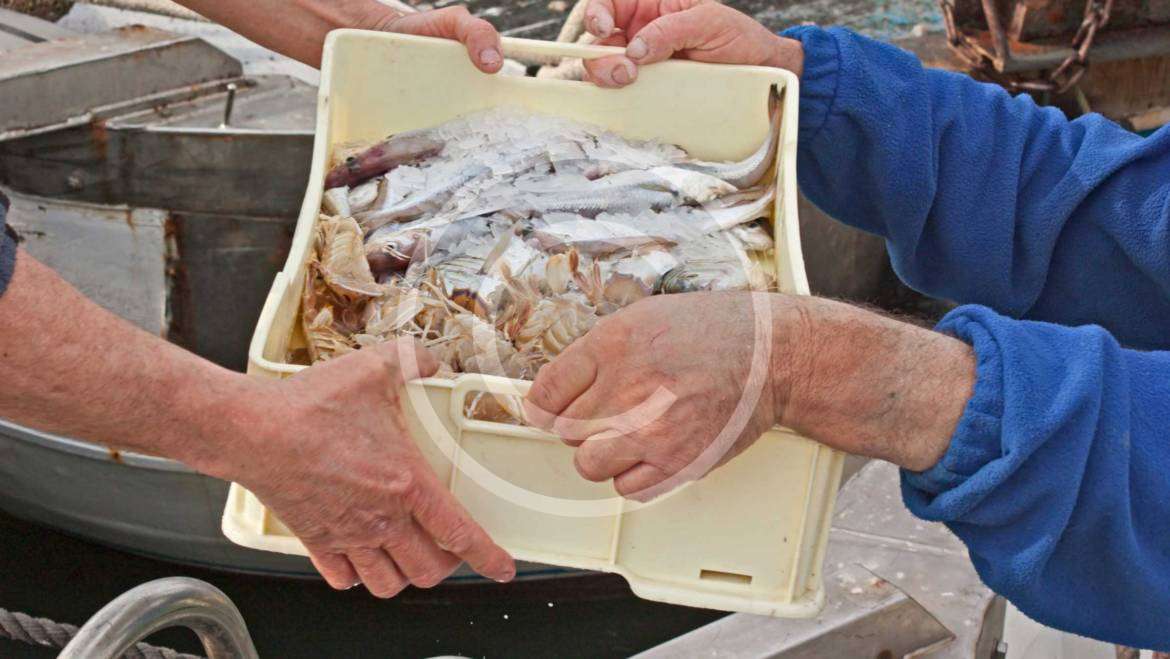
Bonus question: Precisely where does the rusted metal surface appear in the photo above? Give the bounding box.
[942,0,1118,91]
[951,0,1170,39]
[939,0,1170,95]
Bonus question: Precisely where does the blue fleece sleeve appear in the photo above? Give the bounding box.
[900,305,1170,650]
[783,26,1170,350]
[0,193,15,297]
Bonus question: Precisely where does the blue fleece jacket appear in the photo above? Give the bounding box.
[782,25,1170,648]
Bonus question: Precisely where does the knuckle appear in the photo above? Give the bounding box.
[411,568,447,589]
[384,468,418,501]
[527,377,560,411]
[374,516,413,547]
[442,5,471,19]
[573,450,605,481]
[640,22,665,45]
[440,519,477,555]
[369,581,405,599]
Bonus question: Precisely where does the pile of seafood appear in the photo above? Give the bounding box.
[301,89,782,407]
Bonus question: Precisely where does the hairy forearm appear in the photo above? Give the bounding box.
[774,297,975,471]
[0,251,261,472]
[172,0,404,67]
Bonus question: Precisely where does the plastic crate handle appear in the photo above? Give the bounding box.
[500,36,626,66]
[448,374,558,441]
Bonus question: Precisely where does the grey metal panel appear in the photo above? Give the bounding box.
[0,7,76,44]
[0,77,314,217]
[0,29,29,52]
[0,26,241,134]
[167,211,294,371]
[0,417,317,576]
[120,73,317,131]
[636,462,1002,658]
[5,191,169,336]
[0,416,577,580]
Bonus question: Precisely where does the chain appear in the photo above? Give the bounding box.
[940,0,1114,94]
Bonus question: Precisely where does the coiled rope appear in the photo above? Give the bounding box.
[0,607,203,659]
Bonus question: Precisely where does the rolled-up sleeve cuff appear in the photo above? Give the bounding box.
[780,25,841,144]
[901,305,1006,518]
[0,195,15,297]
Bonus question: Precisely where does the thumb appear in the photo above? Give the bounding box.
[623,4,716,65]
[523,341,597,430]
[376,336,440,381]
[385,7,503,73]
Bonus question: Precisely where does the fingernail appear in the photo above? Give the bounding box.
[627,37,648,61]
[345,580,362,590]
[611,62,632,85]
[480,48,501,67]
[591,11,614,36]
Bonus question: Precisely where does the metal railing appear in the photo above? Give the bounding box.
[59,577,258,659]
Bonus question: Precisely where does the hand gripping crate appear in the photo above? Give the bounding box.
[222,31,844,617]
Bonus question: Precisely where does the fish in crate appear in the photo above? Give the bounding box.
[300,89,783,422]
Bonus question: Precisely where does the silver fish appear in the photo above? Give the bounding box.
[530,218,677,257]
[347,179,383,213]
[357,163,491,233]
[727,221,774,252]
[325,131,443,188]
[661,233,774,293]
[322,187,351,217]
[525,188,676,218]
[693,186,776,231]
[543,167,735,204]
[678,86,783,189]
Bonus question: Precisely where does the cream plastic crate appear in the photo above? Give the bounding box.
[222,31,844,617]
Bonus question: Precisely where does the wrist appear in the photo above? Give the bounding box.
[166,368,277,482]
[292,0,405,32]
[773,297,975,471]
[767,294,819,430]
[348,0,408,32]
[764,35,805,78]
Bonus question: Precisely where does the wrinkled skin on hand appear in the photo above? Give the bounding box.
[523,293,791,501]
[580,0,805,87]
[239,338,515,597]
[370,6,504,74]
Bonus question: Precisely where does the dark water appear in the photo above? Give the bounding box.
[0,510,724,658]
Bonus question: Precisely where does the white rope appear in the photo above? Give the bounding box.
[536,0,594,81]
[0,607,203,659]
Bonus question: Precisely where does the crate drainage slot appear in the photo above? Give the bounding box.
[699,570,753,586]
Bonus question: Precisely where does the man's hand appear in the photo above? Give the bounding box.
[362,6,503,73]
[0,252,513,598]
[524,293,977,500]
[579,0,804,87]
[227,338,515,596]
[172,0,503,72]
[523,293,786,501]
